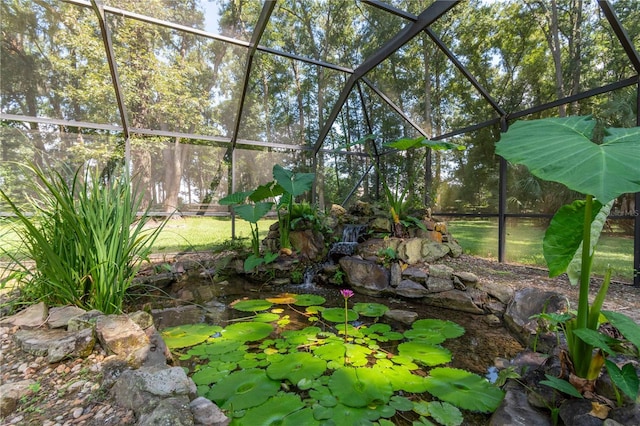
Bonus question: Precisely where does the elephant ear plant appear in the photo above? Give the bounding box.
[496,116,640,400]
[220,164,314,271]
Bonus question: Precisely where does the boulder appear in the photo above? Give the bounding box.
[397,238,423,264]
[290,229,325,261]
[422,290,484,314]
[338,257,390,296]
[111,365,197,415]
[47,306,87,329]
[383,309,419,325]
[394,279,429,298]
[95,314,151,367]
[0,302,48,329]
[504,288,568,349]
[0,379,37,418]
[190,397,230,425]
[13,327,95,363]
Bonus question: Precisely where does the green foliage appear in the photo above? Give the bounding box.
[0,163,166,314]
[171,293,506,425]
[497,116,640,383]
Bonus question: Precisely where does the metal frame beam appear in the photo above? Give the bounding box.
[90,0,131,163]
[313,1,459,154]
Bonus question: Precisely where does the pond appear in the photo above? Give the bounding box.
[149,275,524,426]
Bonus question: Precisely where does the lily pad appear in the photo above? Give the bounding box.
[374,364,428,393]
[202,338,243,355]
[231,299,273,312]
[328,367,393,408]
[206,368,280,411]
[293,294,327,306]
[221,322,274,342]
[410,319,465,339]
[266,293,298,304]
[322,307,359,323]
[252,312,281,323]
[353,302,389,317]
[236,393,307,425]
[267,352,328,384]
[397,342,452,366]
[160,324,222,349]
[424,367,505,413]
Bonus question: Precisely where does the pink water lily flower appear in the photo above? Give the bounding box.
[340,289,354,299]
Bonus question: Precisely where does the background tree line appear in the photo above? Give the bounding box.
[1,0,638,223]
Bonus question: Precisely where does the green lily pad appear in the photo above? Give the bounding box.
[293,294,327,307]
[353,302,389,317]
[201,338,242,355]
[192,366,231,387]
[252,312,281,322]
[313,341,346,363]
[221,322,274,342]
[410,319,465,339]
[231,299,273,312]
[322,307,359,323]
[313,403,382,426]
[236,393,307,425]
[328,367,393,408]
[267,352,328,384]
[373,364,428,393]
[397,342,452,366]
[160,324,222,349]
[207,368,280,411]
[281,326,322,346]
[424,367,505,413]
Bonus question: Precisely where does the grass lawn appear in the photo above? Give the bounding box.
[447,218,635,282]
[2,216,634,282]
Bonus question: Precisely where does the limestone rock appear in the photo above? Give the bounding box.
[422,241,451,262]
[383,309,419,325]
[129,311,155,330]
[190,397,229,425]
[425,276,454,293]
[290,229,325,261]
[452,271,479,284]
[504,288,568,348]
[489,380,552,426]
[0,379,37,418]
[369,217,391,233]
[389,262,402,287]
[395,279,429,298]
[96,314,151,367]
[422,290,484,314]
[13,328,95,362]
[475,281,515,305]
[47,306,87,329]
[67,310,103,332]
[402,266,428,283]
[338,257,390,296]
[111,365,197,414]
[397,238,423,265]
[138,396,194,426]
[0,302,47,329]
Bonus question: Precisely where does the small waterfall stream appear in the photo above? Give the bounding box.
[303,224,367,286]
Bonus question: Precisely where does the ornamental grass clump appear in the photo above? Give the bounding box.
[0,163,167,314]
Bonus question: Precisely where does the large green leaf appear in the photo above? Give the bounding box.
[604,359,639,401]
[543,199,601,278]
[233,202,273,224]
[496,116,640,203]
[602,310,640,349]
[328,367,393,408]
[160,324,222,349]
[272,164,315,197]
[424,367,505,413]
[266,352,327,384]
[206,368,280,411]
[219,191,253,205]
